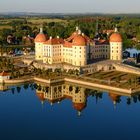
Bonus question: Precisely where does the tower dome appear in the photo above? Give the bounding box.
[108,92,120,109]
[109,28,122,42]
[35,28,47,43]
[72,35,86,46]
[73,102,86,116]
[36,92,46,102]
[73,103,86,112]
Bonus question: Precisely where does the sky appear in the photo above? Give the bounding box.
[0,0,140,13]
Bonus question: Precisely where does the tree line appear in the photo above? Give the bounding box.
[1,16,140,49]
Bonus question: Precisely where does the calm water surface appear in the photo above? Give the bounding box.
[0,83,140,140]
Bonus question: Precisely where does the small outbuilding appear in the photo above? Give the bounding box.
[0,71,10,81]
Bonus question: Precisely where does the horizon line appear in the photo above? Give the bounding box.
[1,11,140,15]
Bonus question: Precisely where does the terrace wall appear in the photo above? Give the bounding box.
[113,63,140,75]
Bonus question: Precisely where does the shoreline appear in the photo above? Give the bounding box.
[1,76,139,95]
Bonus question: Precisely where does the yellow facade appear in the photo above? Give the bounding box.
[35,42,44,60]
[35,28,123,66]
[91,44,110,59]
[43,44,63,64]
[35,37,89,66]
[36,83,86,105]
[110,42,122,61]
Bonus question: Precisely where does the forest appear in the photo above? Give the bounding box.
[0,14,140,50]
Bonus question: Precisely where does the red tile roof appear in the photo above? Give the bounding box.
[66,31,91,44]
[44,38,64,45]
[94,39,109,45]
[63,41,72,48]
[35,33,48,42]
[110,32,122,42]
[72,35,87,46]
[0,71,9,76]
[66,31,79,42]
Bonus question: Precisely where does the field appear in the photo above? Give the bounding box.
[0,25,12,29]
[27,18,68,24]
[0,17,70,30]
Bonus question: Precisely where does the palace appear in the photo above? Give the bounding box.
[35,27,122,67]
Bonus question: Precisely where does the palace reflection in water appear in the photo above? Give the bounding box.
[1,82,140,116]
[0,83,140,140]
[34,82,140,116]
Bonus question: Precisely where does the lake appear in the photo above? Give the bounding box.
[0,82,140,140]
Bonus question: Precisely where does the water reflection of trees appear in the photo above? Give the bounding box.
[29,83,34,90]
[7,83,140,107]
[126,94,140,105]
[16,86,21,93]
[23,83,29,90]
[116,96,121,103]
[85,89,103,98]
[10,83,32,94]
[11,88,15,94]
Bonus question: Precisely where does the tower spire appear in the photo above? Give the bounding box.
[40,28,43,33]
[115,24,118,32]
[95,17,99,36]
[113,101,117,110]
[76,26,79,31]
[40,24,43,33]
[77,111,81,116]
[78,29,81,35]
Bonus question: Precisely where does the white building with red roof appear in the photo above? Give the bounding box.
[35,27,91,66]
[0,71,10,81]
[35,27,122,67]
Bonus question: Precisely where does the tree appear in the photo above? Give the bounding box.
[23,83,29,90]
[126,97,131,105]
[16,71,20,78]
[16,86,21,93]
[37,84,42,91]
[133,96,137,103]
[75,69,80,76]
[29,83,34,90]
[136,44,140,50]
[10,71,14,79]
[11,88,15,94]
[33,83,37,89]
